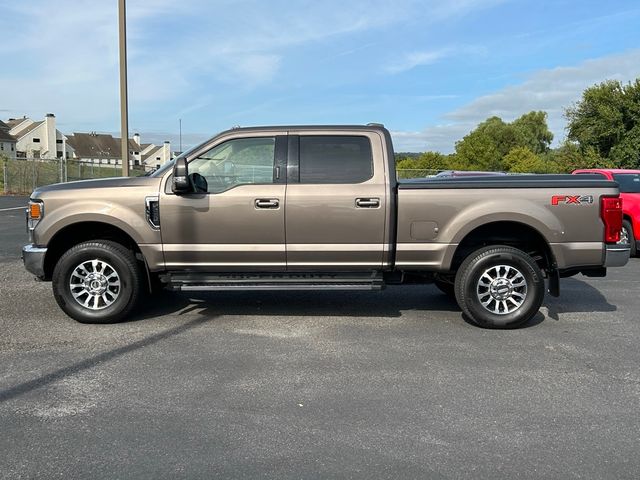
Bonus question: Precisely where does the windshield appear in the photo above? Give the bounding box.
[613,173,640,193]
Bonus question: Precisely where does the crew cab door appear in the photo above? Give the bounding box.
[285,131,388,270]
[159,132,287,271]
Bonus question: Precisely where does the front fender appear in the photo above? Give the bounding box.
[35,201,160,246]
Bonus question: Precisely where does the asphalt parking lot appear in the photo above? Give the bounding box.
[1,195,639,479]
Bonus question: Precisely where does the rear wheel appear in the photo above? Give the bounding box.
[454,246,545,329]
[52,240,143,324]
[620,219,636,257]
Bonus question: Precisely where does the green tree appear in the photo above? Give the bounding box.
[454,112,554,171]
[544,141,615,172]
[511,111,554,154]
[396,151,449,170]
[566,78,640,168]
[455,116,514,170]
[396,151,453,178]
[416,151,448,170]
[503,147,547,173]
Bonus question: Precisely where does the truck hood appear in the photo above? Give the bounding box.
[32,176,162,197]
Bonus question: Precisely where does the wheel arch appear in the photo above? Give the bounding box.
[43,221,144,280]
[447,220,556,273]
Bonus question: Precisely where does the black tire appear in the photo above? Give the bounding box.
[454,245,545,329]
[621,219,636,257]
[52,240,143,324]
[434,276,455,297]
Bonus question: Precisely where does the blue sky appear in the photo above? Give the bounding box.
[1,0,639,152]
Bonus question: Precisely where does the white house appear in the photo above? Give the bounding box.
[138,135,172,170]
[6,114,71,159]
[0,120,17,159]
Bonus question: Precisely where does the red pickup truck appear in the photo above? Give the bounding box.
[573,169,640,256]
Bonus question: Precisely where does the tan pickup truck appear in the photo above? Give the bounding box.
[23,124,629,328]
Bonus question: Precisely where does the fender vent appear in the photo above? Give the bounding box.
[145,196,160,229]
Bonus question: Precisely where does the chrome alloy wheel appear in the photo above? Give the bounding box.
[69,259,121,310]
[619,226,630,245]
[476,265,528,315]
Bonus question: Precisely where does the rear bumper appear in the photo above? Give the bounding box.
[22,244,47,279]
[604,244,630,267]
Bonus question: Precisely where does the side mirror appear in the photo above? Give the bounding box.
[172,157,191,194]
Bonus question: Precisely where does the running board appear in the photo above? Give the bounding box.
[160,272,385,292]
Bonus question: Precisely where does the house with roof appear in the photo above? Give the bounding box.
[66,132,138,166]
[66,132,171,170]
[0,120,17,159]
[6,114,70,159]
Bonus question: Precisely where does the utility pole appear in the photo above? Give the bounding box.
[118,0,130,176]
[179,118,182,153]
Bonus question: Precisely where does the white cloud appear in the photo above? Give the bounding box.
[215,54,283,87]
[386,49,452,74]
[385,45,486,74]
[445,49,640,123]
[0,0,424,124]
[391,49,640,152]
[391,124,473,152]
[7,0,606,149]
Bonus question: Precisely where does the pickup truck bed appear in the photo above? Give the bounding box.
[396,175,622,272]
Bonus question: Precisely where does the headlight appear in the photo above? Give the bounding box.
[26,199,44,242]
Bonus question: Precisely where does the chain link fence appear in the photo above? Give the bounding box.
[1,157,150,195]
[0,159,444,195]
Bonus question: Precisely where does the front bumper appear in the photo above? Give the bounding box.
[22,244,47,279]
[604,244,630,267]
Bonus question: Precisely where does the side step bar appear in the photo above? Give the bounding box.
[160,272,385,292]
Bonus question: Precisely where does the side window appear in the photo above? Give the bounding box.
[299,136,373,184]
[188,137,275,193]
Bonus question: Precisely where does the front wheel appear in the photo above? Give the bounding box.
[454,246,545,329]
[52,240,143,324]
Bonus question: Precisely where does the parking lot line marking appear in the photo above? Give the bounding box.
[0,206,26,212]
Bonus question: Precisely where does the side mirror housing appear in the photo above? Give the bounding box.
[172,157,191,194]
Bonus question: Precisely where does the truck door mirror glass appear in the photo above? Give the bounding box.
[172,157,191,194]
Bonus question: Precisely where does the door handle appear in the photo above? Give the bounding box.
[355,198,380,208]
[255,199,279,209]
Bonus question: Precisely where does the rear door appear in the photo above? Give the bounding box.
[284,131,388,270]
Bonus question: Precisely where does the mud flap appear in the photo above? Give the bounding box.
[547,268,560,297]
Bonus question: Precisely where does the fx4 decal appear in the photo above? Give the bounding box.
[551,195,594,206]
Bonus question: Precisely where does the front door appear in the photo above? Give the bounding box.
[160,133,287,271]
[285,132,388,270]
